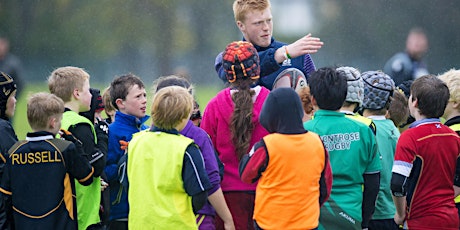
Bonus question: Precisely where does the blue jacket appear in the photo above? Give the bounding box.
[215,37,316,90]
[105,111,149,220]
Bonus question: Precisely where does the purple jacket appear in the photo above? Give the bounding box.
[180,120,221,216]
[201,87,270,192]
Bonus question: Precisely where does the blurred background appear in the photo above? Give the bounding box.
[1,0,459,85]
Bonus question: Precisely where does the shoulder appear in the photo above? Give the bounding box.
[0,119,13,130]
[47,139,73,151]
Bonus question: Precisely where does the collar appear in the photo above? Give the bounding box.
[150,126,180,135]
[339,110,354,116]
[242,37,275,51]
[409,118,440,128]
[26,131,55,141]
[367,115,386,120]
[115,111,150,128]
[444,116,460,127]
[314,109,346,117]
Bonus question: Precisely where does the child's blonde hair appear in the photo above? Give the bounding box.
[233,0,270,23]
[48,66,90,102]
[151,86,193,130]
[27,92,64,130]
[438,69,460,106]
[102,86,116,115]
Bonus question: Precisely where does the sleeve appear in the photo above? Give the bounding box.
[69,123,105,177]
[104,131,125,183]
[391,134,416,197]
[0,123,18,164]
[319,148,332,206]
[302,53,316,78]
[257,48,282,78]
[0,155,13,230]
[182,144,212,213]
[94,118,109,157]
[196,132,221,195]
[361,172,380,228]
[65,142,94,186]
[455,157,460,187]
[201,103,218,148]
[239,140,269,184]
[182,144,212,196]
[364,129,381,174]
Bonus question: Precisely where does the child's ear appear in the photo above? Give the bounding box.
[115,98,124,109]
[49,117,56,129]
[452,100,460,110]
[73,88,80,99]
[411,97,418,108]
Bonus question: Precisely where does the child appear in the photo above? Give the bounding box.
[387,89,409,127]
[0,72,18,167]
[48,66,105,230]
[154,75,234,230]
[361,71,399,230]
[128,86,211,229]
[102,86,115,124]
[239,87,332,229]
[395,80,415,132]
[438,69,460,224]
[303,67,380,230]
[391,75,460,229]
[0,92,94,229]
[337,66,377,135]
[105,73,149,229]
[271,68,314,121]
[79,88,111,229]
[0,72,18,229]
[201,41,270,230]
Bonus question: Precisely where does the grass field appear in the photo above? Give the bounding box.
[13,83,222,139]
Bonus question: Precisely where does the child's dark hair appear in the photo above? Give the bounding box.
[110,73,145,110]
[410,75,449,118]
[388,90,409,126]
[308,67,347,111]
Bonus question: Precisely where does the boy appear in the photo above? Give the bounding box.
[361,71,399,229]
[387,89,409,128]
[0,72,18,229]
[128,86,211,229]
[48,66,105,230]
[154,75,234,230]
[0,92,94,229]
[439,69,460,222]
[214,0,323,90]
[104,73,149,229]
[391,75,460,229]
[102,86,115,124]
[0,72,18,167]
[303,67,380,230]
[337,66,377,135]
[239,87,332,229]
[79,88,110,228]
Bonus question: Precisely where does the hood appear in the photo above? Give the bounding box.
[259,87,305,134]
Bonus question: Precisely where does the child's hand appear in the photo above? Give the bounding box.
[119,140,129,151]
[101,178,109,191]
[59,129,82,146]
[95,117,109,135]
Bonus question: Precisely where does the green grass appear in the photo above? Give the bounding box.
[13,83,221,139]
